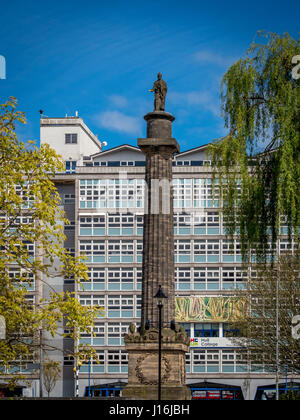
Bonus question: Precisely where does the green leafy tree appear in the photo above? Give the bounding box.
[0,97,103,385]
[231,251,300,376]
[208,32,300,261]
[279,390,300,400]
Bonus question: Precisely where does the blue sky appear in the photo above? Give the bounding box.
[0,0,299,152]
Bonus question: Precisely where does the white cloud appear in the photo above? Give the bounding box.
[193,50,237,68]
[94,110,142,135]
[108,95,128,108]
[169,90,221,117]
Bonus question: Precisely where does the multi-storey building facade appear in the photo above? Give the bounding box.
[22,114,297,400]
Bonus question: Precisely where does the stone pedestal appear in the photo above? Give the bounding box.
[123,325,190,400]
[123,109,190,400]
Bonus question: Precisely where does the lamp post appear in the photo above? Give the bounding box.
[154,285,167,401]
[73,360,82,397]
[88,358,91,397]
[39,329,43,398]
[275,273,279,400]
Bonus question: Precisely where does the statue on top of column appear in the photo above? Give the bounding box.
[149,73,167,112]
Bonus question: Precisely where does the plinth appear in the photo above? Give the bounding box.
[123,111,190,400]
[123,325,190,400]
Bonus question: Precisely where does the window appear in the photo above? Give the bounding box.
[79,240,105,263]
[194,323,219,338]
[194,240,220,263]
[108,213,134,236]
[107,268,134,291]
[174,213,191,235]
[79,179,145,210]
[79,295,105,311]
[79,216,105,236]
[136,240,143,263]
[136,295,142,317]
[107,241,120,262]
[87,351,105,373]
[192,350,205,372]
[12,241,35,260]
[82,268,105,291]
[107,296,121,318]
[185,353,191,373]
[65,133,77,144]
[193,267,220,290]
[121,214,134,235]
[222,267,247,290]
[15,183,34,209]
[222,350,247,373]
[107,350,128,373]
[64,194,75,204]
[93,322,105,345]
[136,269,142,291]
[176,160,191,166]
[120,161,134,166]
[206,212,220,234]
[107,323,130,346]
[175,240,191,263]
[222,240,242,263]
[107,295,135,318]
[64,275,74,285]
[193,212,220,235]
[279,239,298,254]
[135,161,146,166]
[173,179,192,209]
[192,350,220,373]
[9,268,34,291]
[11,216,33,226]
[65,161,76,173]
[121,269,134,289]
[175,268,191,290]
[193,178,219,208]
[108,269,121,290]
[64,220,75,231]
[108,241,134,263]
[79,179,106,209]
[107,240,134,263]
[136,215,143,235]
[80,322,105,346]
[64,355,74,366]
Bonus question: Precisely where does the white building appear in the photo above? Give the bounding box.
[13,114,298,400]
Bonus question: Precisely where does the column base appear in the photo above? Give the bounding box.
[124,325,190,400]
[122,384,191,400]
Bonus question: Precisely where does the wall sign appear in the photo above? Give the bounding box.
[190,337,242,348]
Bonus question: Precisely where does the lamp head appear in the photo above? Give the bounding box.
[154,285,167,306]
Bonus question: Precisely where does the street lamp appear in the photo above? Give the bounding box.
[154,285,167,401]
[73,360,82,397]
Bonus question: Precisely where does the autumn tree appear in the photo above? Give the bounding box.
[42,359,61,397]
[0,97,102,384]
[208,32,300,261]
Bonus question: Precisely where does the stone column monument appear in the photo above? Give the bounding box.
[123,74,190,400]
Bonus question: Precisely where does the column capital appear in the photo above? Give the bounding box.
[138,137,180,155]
